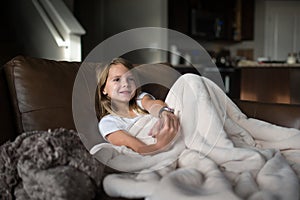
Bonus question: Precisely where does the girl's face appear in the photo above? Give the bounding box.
[103,63,137,104]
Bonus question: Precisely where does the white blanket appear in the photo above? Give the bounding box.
[90,74,300,200]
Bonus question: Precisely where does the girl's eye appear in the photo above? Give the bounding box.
[113,78,120,82]
[128,77,135,82]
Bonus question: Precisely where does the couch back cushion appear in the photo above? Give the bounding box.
[235,100,300,130]
[4,56,80,134]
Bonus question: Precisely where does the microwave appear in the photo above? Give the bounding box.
[191,9,225,40]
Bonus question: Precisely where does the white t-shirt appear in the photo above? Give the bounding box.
[99,92,154,141]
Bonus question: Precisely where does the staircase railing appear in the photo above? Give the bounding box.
[12,0,85,61]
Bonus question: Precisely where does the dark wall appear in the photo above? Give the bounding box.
[74,0,104,59]
[0,1,23,65]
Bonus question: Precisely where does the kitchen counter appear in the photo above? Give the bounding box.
[240,67,300,104]
[237,60,300,67]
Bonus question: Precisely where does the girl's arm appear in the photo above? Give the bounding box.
[141,94,168,117]
[106,122,178,155]
[141,94,180,137]
[107,94,180,155]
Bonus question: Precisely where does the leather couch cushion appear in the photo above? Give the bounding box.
[4,56,80,133]
[235,100,300,130]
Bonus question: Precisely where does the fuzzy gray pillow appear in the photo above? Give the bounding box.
[0,128,105,200]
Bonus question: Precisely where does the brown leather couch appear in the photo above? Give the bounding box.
[1,55,299,146]
[1,55,300,199]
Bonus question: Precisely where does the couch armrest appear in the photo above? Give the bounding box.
[233,99,300,130]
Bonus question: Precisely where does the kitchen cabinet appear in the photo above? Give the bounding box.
[239,0,254,40]
[240,67,300,104]
[168,0,190,36]
[168,0,254,41]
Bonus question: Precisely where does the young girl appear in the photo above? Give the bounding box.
[96,57,180,155]
[94,58,300,200]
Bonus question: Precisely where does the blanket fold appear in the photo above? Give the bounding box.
[91,74,300,200]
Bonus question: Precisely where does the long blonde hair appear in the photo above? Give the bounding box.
[95,57,146,120]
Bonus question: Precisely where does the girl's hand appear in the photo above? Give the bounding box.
[150,112,180,150]
[148,119,162,137]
